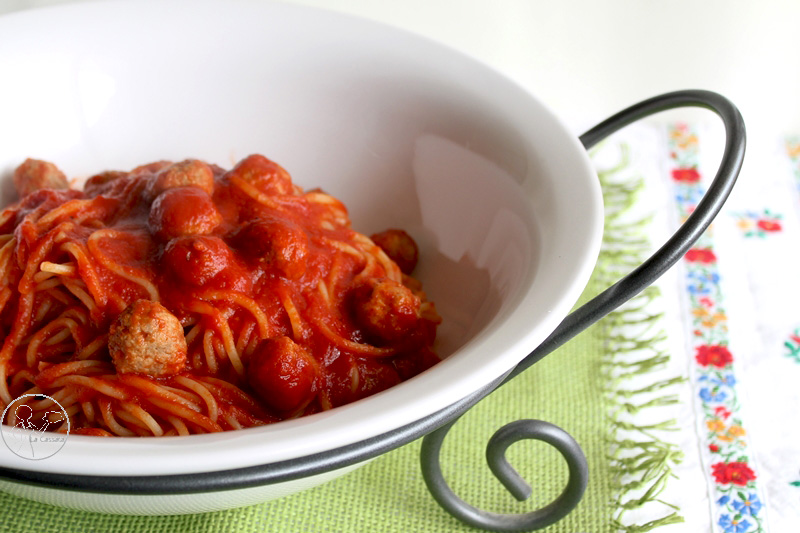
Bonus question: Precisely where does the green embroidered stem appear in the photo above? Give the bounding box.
[593,142,685,532]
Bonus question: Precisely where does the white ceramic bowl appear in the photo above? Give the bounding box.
[0,0,603,514]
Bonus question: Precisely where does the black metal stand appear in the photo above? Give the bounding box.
[418,89,746,531]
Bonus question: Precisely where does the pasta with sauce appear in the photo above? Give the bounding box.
[0,155,440,436]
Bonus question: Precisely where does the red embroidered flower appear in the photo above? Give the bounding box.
[695,344,733,367]
[671,167,701,183]
[712,461,756,486]
[714,406,731,419]
[685,248,716,263]
[709,444,720,453]
[756,219,782,232]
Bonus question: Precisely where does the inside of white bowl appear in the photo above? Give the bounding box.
[0,0,602,476]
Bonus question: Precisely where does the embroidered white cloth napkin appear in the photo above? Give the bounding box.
[599,122,800,532]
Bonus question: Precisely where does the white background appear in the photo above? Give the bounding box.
[3,0,798,143]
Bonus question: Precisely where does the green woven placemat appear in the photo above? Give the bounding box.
[0,142,682,532]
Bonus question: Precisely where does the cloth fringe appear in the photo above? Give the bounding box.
[593,144,685,532]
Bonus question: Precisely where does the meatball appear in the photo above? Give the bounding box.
[233,217,309,279]
[227,154,295,196]
[163,235,234,286]
[151,159,215,197]
[13,158,69,197]
[370,229,419,274]
[83,170,127,197]
[247,336,318,412]
[148,186,222,241]
[108,299,187,377]
[130,160,172,176]
[353,278,422,343]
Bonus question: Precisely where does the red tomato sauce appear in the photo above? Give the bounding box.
[0,155,441,435]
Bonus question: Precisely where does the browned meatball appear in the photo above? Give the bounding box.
[370,229,419,274]
[151,159,215,197]
[130,160,172,176]
[13,158,69,197]
[108,299,187,377]
[232,217,309,279]
[353,278,422,343]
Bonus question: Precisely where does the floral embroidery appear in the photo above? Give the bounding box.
[732,493,762,516]
[686,269,722,300]
[672,167,702,183]
[787,137,800,185]
[685,248,717,263]
[696,345,733,367]
[716,493,762,533]
[785,328,800,364]
[788,137,800,156]
[784,138,800,489]
[692,307,726,330]
[712,462,757,486]
[732,209,783,238]
[669,124,764,532]
[718,512,752,533]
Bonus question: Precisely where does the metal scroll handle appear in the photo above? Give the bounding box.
[420,89,746,531]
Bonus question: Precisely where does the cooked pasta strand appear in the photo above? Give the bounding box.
[87,229,160,301]
[167,415,190,436]
[120,402,164,436]
[99,399,136,437]
[51,375,128,400]
[39,261,76,276]
[118,375,202,411]
[175,376,219,422]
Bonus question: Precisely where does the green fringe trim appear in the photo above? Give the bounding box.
[592,143,685,532]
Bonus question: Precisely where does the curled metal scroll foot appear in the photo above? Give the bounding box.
[420,418,588,532]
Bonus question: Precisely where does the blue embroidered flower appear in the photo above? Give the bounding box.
[732,493,762,516]
[686,270,720,296]
[674,185,705,205]
[717,494,730,505]
[711,374,737,387]
[688,283,712,296]
[688,270,720,284]
[699,387,727,403]
[718,513,751,533]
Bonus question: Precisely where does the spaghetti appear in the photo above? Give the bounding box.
[0,155,440,436]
